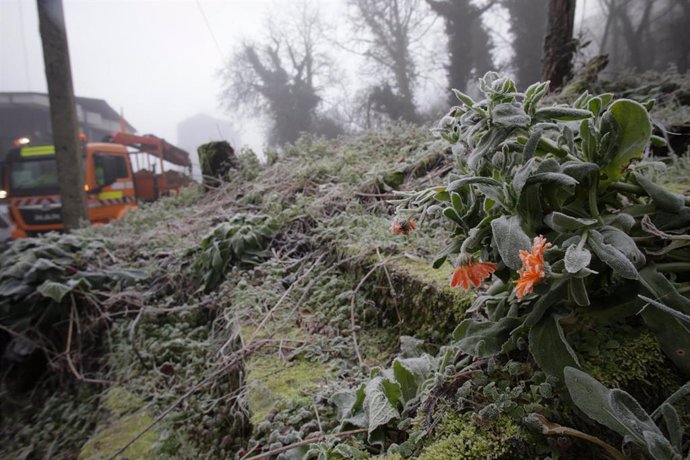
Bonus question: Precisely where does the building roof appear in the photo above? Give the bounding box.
[0,92,137,133]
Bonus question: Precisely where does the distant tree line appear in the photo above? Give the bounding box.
[595,0,690,73]
[221,0,689,147]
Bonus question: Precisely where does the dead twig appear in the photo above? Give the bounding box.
[350,263,380,368]
[64,297,110,385]
[313,402,323,434]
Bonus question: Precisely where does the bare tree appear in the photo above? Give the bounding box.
[597,0,690,72]
[37,0,87,230]
[427,0,495,102]
[346,0,436,122]
[220,5,341,146]
[542,0,576,90]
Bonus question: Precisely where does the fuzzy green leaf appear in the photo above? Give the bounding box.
[599,99,652,186]
[529,313,581,380]
[564,367,646,445]
[588,230,639,279]
[447,176,502,192]
[569,277,590,306]
[564,244,592,274]
[639,268,690,375]
[544,212,597,232]
[37,280,73,303]
[643,431,681,460]
[490,215,531,270]
[493,103,531,127]
[392,356,433,402]
[534,106,592,121]
[364,376,400,435]
[659,403,683,452]
[452,89,475,107]
[452,317,521,357]
[600,226,646,267]
[635,173,685,213]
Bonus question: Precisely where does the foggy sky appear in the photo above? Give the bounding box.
[1,0,591,161]
[1,0,349,156]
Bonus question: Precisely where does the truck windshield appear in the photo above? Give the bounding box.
[9,159,59,196]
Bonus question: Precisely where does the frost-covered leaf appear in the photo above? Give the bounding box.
[399,336,424,358]
[534,106,592,121]
[635,173,685,213]
[642,430,681,460]
[37,280,73,303]
[659,403,683,452]
[529,313,580,380]
[492,103,530,127]
[588,230,638,279]
[544,212,597,232]
[600,226,645,268]
[491,215,531,270]
[608,389,661,438]
[569,277,590,306]
[599,99,651,186]
[364,377,400,435]
[564,367,646,446]
[564,244,592,273]
[392,356,434,402]
[453,317,521,357]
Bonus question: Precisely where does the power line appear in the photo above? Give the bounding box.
[195,0,225,61]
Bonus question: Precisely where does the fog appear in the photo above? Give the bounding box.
[1,0,688,171]
[1,1,337,167]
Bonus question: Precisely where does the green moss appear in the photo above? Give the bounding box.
[570,324,683,408]
[79,411,158,460]
[102,387,145,417]
[382,170,406,189]
[373,454,404,460]
[246,355,331,425]
[663,181,690,195]
[419,413,527,460]
[572,326,669,385]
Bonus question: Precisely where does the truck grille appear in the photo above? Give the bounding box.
[19,207,63,226]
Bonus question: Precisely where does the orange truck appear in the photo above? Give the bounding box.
[3,133,192,238]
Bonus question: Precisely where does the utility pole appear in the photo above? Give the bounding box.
[37,0,87,231]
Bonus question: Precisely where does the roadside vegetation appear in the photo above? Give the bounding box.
[2,71,690,460]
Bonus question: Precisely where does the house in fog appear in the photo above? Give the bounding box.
[0,92,136,153]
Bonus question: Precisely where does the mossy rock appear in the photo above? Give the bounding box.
[78,387,158,460]
[245,354,331,426]
[357,256,475,342]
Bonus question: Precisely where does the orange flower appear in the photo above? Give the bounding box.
[515,235,551,300]
[450,255,497,290]
[391,217,416,235]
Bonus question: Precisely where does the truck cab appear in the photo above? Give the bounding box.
[4,142,137,238]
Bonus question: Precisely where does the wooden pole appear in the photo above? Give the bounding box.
[37,0,87,230]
